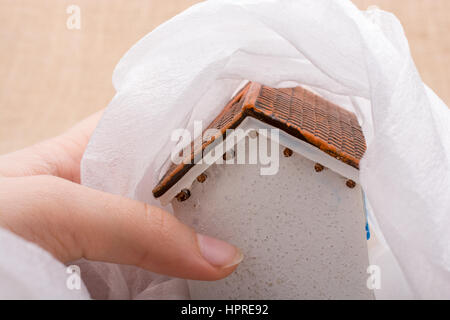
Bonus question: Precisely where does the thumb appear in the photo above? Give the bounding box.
[0,175,243,281]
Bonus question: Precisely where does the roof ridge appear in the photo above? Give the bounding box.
[152,82,366,198]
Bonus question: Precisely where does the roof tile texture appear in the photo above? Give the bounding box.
[152,82,366,198]
[253,85,366,164]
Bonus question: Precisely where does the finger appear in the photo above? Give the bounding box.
[0,110,103,182]
[43,110,104,183]
[0,175,243,281]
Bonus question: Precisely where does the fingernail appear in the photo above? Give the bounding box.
[197,234,243,268]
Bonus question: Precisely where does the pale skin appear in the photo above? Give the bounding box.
[0,111,243,281]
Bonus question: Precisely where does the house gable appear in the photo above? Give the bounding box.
[153,82,366,200]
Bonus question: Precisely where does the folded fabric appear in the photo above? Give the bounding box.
[72,0,448,299]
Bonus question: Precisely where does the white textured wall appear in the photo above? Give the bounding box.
[173,137,373,299]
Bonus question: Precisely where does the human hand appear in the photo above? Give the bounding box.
[0,112,243,280]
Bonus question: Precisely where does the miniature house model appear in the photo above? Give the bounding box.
[153,82,373,299]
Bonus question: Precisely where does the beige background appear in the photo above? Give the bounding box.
[0,0,449,154]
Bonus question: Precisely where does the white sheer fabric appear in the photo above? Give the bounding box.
[1,0,448,299]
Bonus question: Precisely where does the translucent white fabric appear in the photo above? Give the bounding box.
[1,0,448,299]
[0,227,189,299]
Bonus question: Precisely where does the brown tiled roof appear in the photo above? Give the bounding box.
[152,82,366,198]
